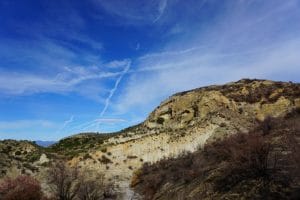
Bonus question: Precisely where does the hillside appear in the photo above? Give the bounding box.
[0,79,299,199]
[0,140,46,178]
[132,110,300,199]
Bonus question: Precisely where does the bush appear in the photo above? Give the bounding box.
[77,172,116,200]
[47,162,116,200]
[205,132,274,191]
[100,147,107,153]
[133,113,300,199]
[99,155,112,164]
[0,175,45,200]
[156,117,165,125]
[83,153,92,160]
[47,162,81,200]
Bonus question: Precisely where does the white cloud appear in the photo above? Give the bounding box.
[0,120,57,129]
[0,67,120,96]
[105,59,130,68]
[95,118,126,124]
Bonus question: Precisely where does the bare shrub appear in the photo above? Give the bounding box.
[133,110,300,199]
[0,175,45,200]
[285,131,300,185]
[132,152,205,199]
[77,172,116,200]
[47,162,81,200]
[47,162,116,200]
[206,132,274,191]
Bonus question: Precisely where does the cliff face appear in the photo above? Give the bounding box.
[0,79,299,199]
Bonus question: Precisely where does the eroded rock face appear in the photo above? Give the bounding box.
[146,79,299,129]
[1,79,299,199]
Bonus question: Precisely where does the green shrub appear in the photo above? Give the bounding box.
[100,147,107,153]
[156,117,165,125]
[83,153,92,160]
[99,155,112,164]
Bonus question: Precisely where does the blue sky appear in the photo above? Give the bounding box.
[0,0,300,141]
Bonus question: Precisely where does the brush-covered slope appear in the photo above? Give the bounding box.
[0,140,46,178]
[132,110,300,200]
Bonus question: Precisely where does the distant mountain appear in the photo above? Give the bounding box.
[35,140,56,147]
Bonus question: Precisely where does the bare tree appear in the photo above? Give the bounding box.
[47,162,81,200]
[77,172,104,200]
[47,162,117,200]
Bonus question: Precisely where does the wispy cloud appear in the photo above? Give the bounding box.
[0,119,60,140]
[1,0,300,140]
[105,59,130,69]
[65,117,127,134]
[0,67,120,96]
[93,0,170,25]
[0,120,57,129]
[153,0,168,22]
[60,59,131,134]
[113,0,300,115]
[95,118,126,124]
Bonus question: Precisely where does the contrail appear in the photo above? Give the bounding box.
[153,0,168,23]
[56,115,74,134]
[100,61,131,117]
[65,61,131,134]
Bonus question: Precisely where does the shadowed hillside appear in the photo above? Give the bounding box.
[132,109,300,199]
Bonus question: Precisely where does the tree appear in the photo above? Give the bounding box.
[47,162,81,200]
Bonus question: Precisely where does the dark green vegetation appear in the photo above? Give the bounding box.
[46,122,147,159]
[48,133,118,159]
[132,109,300,200]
